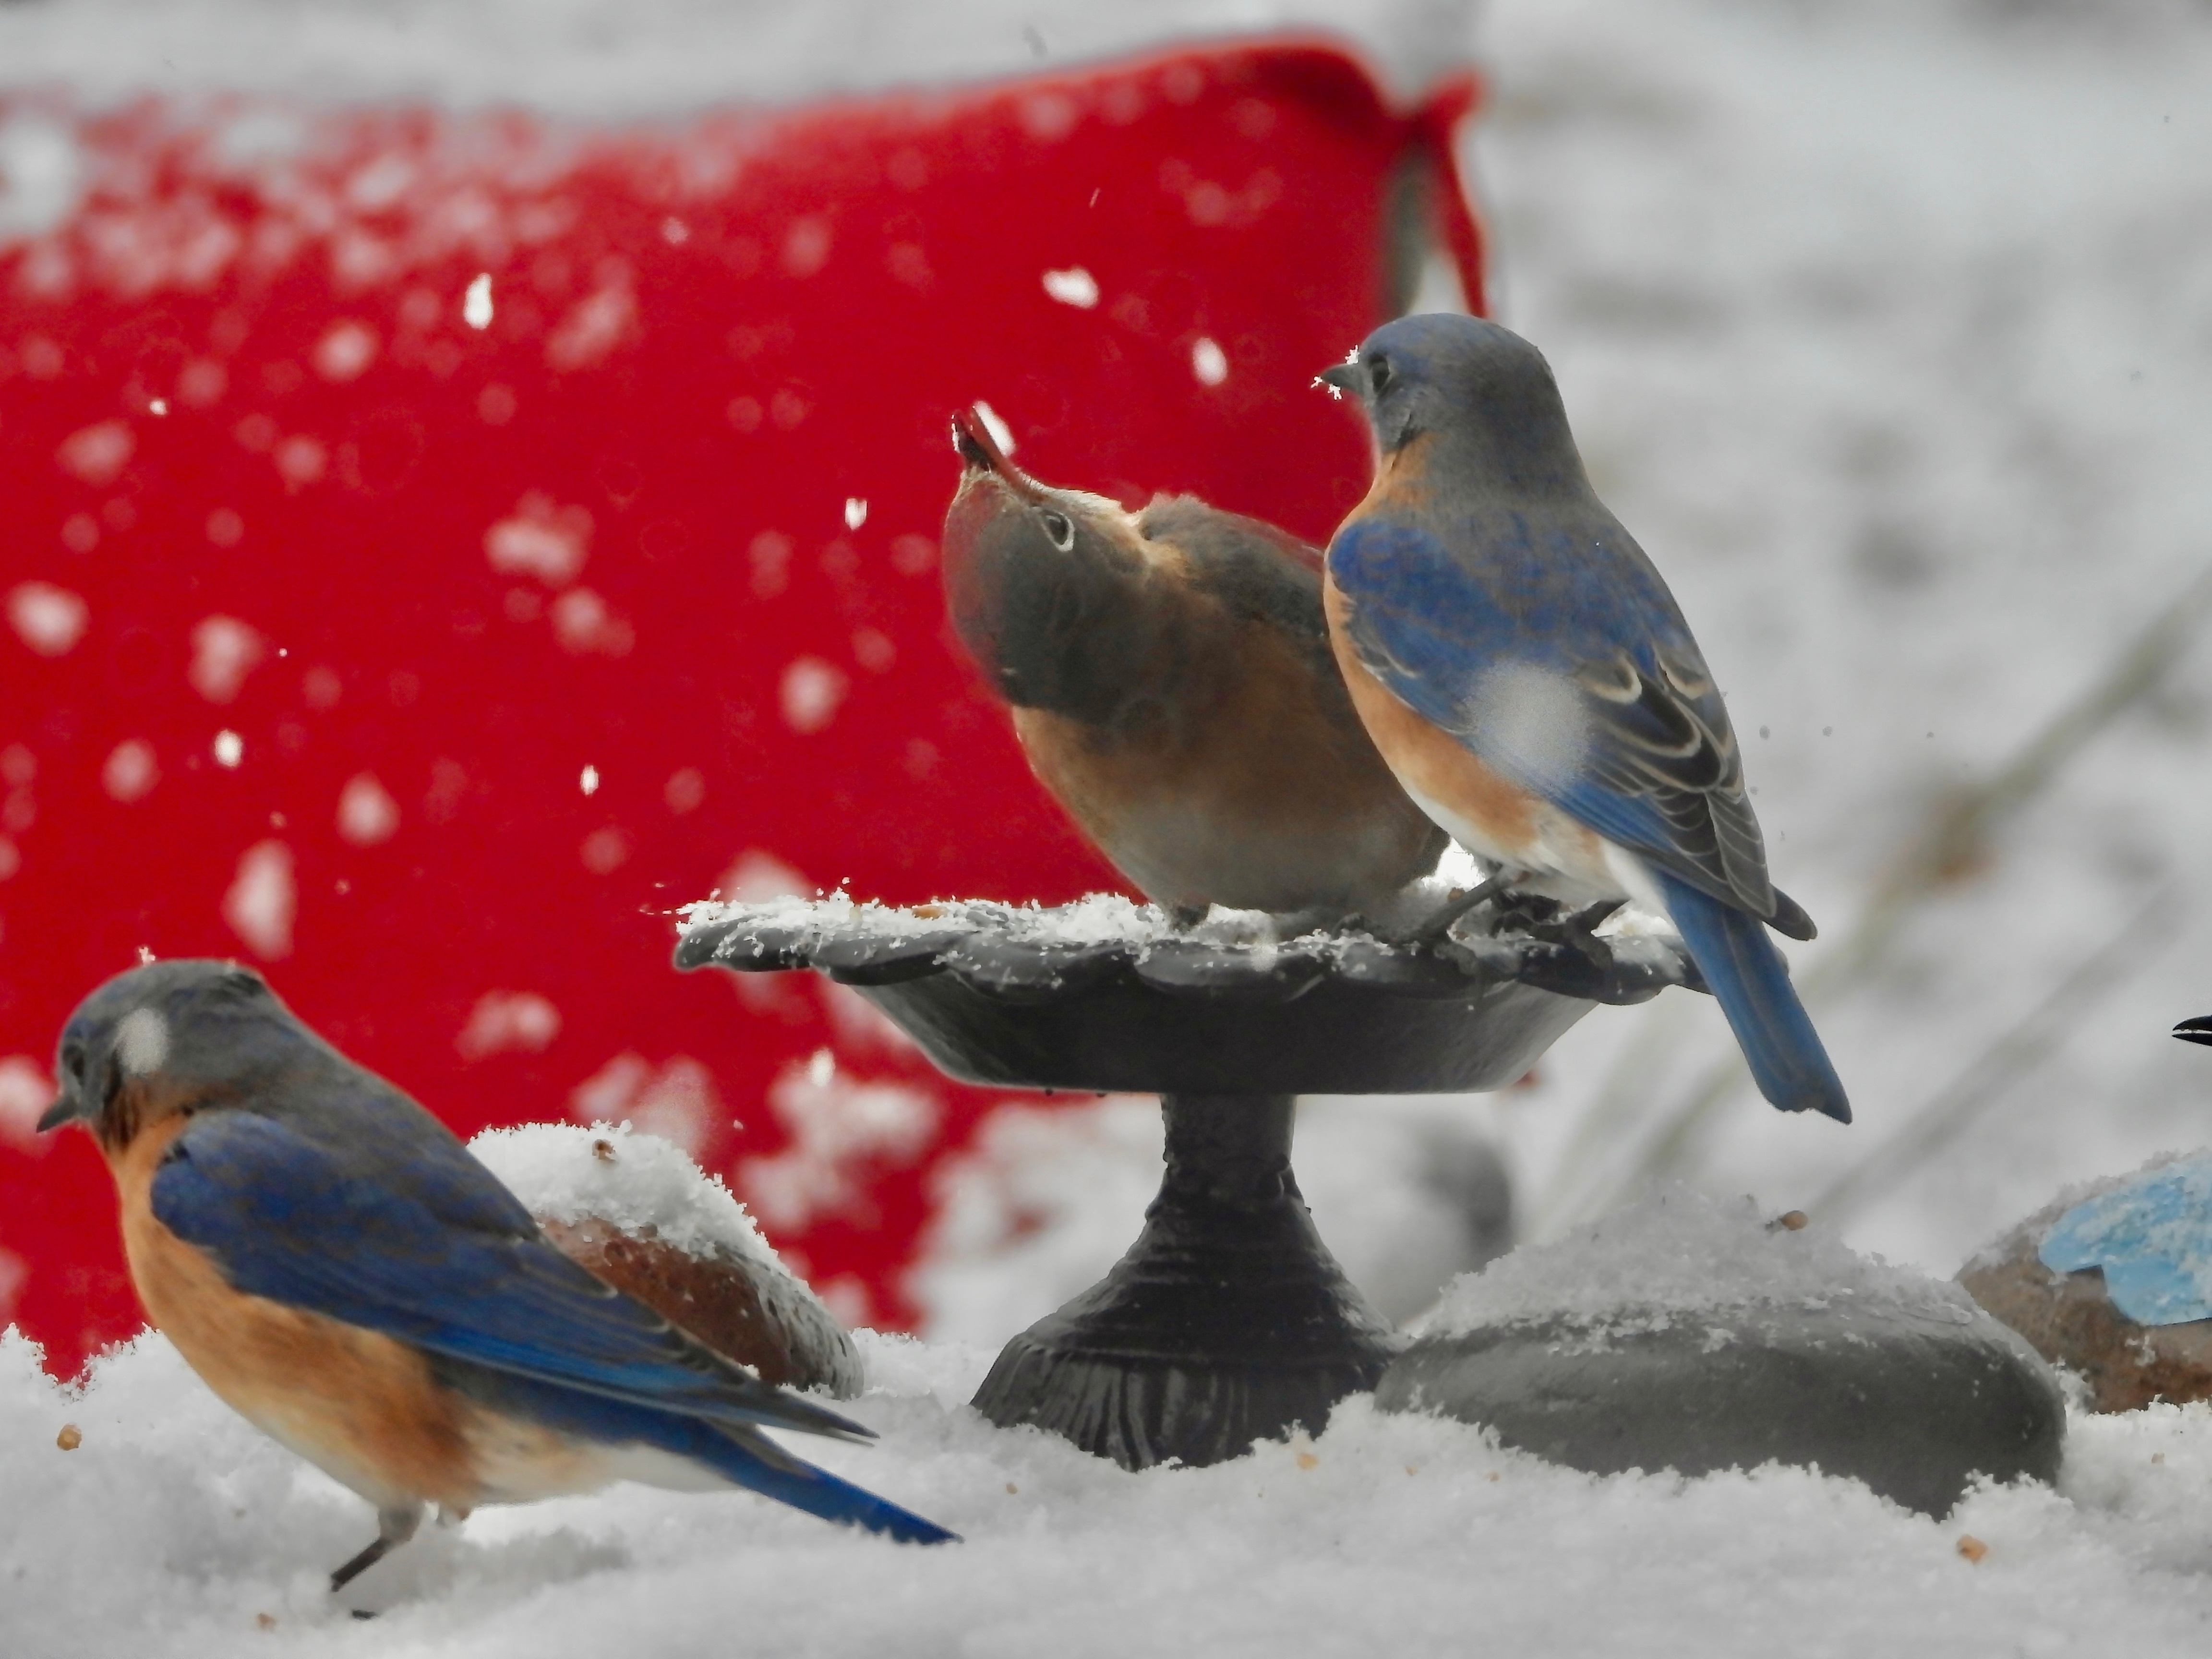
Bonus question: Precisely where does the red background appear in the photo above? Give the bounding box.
[0,41,1482,1374]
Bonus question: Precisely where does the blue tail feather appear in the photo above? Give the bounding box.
[1654,872,1850,1123]
[687,1423,961,1546]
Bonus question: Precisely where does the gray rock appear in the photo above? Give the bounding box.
[1377,1297,2064,1517]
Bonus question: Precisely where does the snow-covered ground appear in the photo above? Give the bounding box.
[10,1220,2212,1658]
[12,0,2212,1650]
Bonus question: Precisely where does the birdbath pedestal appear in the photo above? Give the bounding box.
[675,898,1693,1470]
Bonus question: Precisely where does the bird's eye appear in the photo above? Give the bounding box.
[62,1045,84,1086]
[1369,356,1394,396]
[1041,510,1075,552]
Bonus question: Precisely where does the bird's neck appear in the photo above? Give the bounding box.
[1410,399,1593,505]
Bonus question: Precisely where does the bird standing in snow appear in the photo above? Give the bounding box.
[1317,314,1848,1122]
[36,961,954,1595]
[941,405,1445,923]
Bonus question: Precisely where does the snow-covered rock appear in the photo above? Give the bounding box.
[473,1122,862,1396]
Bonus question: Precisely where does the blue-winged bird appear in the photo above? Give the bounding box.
[37,960,954,1595]
[1317,314,1846,1121]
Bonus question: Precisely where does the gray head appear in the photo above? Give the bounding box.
[38,961,319,1154]
[941,406,1202,723]
[1318,313,1589,497]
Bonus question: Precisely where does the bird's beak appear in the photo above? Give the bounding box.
[2175,1016,2212,1047]
[949,406,1046,503]
[950,406,1001,473]
[36,1090,86,1132]
[1315,361,1361,394]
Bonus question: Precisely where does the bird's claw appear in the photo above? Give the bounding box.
[1392,877,1507,948]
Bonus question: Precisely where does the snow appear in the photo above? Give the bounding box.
[13,0,2212,1645]
[563,1054,723,1159]
[4,580,89,657]
[737,1053,941,1236]
[677,870,1683,987]
[186,615,266,705]
[335,772,400,846]
[220,838,295,958]
[9,1322,2212,1657]
[470,1121,780,1269]
[99,736,158,802]
[456,989,564,1060]
[1043,266,1100,310]
[682,847,1553,957]
[1423,1184,1975,1338]
[0,1058,50,1146]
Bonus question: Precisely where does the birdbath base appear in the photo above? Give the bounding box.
[972,1092,1400,1469]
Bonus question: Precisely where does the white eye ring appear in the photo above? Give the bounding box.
[1041,510,1075,552]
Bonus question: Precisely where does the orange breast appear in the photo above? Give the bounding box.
[1013,606,1441,914]
[1322,575,1543,859]
[111,1118,481,1513]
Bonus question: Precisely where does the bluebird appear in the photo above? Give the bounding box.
[1317,314,1848,1121]
[942,405,1447,922]
[36,961,954,1595]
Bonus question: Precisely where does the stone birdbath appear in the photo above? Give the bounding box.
[676,891,1691,1469]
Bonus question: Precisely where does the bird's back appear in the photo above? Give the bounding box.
[1360,453,1704,673]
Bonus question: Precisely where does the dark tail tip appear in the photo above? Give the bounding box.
[2174,1015,2212,1047]
[1767,887,1818,943]
[880,1512,962,1546]
[835,1486,961,1545]
[1806,1089,1851,1125]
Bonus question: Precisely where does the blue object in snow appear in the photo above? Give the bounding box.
[2038,1152,2212,1327]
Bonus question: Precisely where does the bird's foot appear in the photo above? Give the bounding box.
[1395,877,1508,947]
[329,1503,423,1595]
[1530,898,1629,963]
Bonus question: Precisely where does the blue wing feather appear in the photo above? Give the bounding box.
[1330,515,1763,904]
[152,1111,866,1442]
[1333,515,1846,1119]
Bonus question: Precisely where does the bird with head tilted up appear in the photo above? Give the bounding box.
[1317,314,1849,1123]
[36,961,955,1596]
[942,406,1447,924]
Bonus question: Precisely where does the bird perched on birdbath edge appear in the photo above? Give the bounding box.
[941,406,1447,925]
[1317,314,1848,1122]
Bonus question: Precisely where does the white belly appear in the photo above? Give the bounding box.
[1399,779,1659,914]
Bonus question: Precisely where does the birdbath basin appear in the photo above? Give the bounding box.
[676,894,1694,1469]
